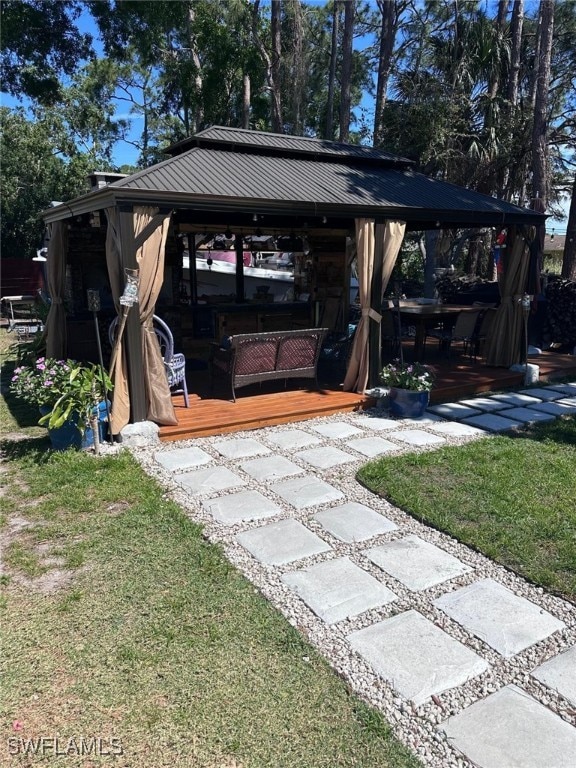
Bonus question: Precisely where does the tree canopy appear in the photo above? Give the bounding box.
[1,0,574,272]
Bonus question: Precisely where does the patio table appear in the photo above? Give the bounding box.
[395,304,482,361]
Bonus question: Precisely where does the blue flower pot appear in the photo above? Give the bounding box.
[40,401,110,451]
[388,388,430,419]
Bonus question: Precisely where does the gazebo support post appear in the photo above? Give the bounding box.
[235,233,245,302]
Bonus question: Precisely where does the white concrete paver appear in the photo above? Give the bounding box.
[434,579,565,657]
[313,502,397,543]
[240,455,304,482]
[345,435,400,457]
[295,445,358,469]
[532,645,576,707]
[201,489,281,526]
[282,556,397,624]
[211,437,271,459]
[263,428,322,450]
[365,534,471,591]
[177,466,246,496]
[461,412,524,432]
[153,446,212,471]
[236,518,331,565]
[440,684,576,768]
[269,474,344,509]
[308,421,364,439]
[348,610,488,707]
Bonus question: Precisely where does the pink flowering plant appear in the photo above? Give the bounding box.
[10,357,76,408]
[380,360,434,392]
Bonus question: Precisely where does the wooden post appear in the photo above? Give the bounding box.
[235,233,245,302]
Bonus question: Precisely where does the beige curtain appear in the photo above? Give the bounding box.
[343,219,406,393]
[45,221,68,358]
[105,207,131,434]
[134,206,177,426]
[485,228,534,367]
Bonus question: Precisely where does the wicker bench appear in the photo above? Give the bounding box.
[209,328,328,402]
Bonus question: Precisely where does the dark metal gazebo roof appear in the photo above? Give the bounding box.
[43,126,546,230]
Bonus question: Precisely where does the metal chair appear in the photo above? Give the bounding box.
[109,314,190,407]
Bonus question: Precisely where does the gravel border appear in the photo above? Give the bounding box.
[131,407,576,768]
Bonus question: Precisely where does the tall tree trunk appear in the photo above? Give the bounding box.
[185,4,204,132]
[501,0,524,200]
[562,176,576,280]
[339,0,354,142]
[271,0,283,132]
[531,0,554,206]
[290,0,304,134]
[324,1,340,139]
[242,73,251,129]
[373,0,396,146]
[252,0,283,132]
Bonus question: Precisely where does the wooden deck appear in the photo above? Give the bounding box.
[159,348,576,441]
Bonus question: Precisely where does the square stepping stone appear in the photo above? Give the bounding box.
[497,407,555,424]
[345,436,399,457]
[236,518,330,565]
[282,556,397,624]
[440,684,576,768]
[461,413,523,432]
[527,400,576,416]
[270,475,344,509]
[427,402,482,419]
[348,610,488,706]
[212,437,271,459]
[548,382,576,396]
[240,455,304,483]
[434,579,565,657]
[427,421,486,437]
[491,392,542,407]
[154,446,212,471]
[364,535,471,591]
[309,421,364,439]
[558,395,576,407]
[458,397,510,412]
[388,429,446,447]
[178,466,246,497]
[519,387,565,401]
[354,415,398,431]
[264,429,322,450]
[294,446,357,470]
[202,490,281,526]
[314,502,397,543]
[532,645,576,707]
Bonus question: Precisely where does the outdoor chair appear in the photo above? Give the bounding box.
[381,309,413,360]
[109,314,190,407]
[472,307,497,360]
[425,309,483,359]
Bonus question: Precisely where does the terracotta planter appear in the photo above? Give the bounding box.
[388,388,430,418]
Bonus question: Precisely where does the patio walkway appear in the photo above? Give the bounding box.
[137,381,576,768]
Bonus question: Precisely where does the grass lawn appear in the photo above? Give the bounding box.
[0,332,419,768]
[358,416,576,603]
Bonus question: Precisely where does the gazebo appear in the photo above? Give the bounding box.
[41,126,546,435]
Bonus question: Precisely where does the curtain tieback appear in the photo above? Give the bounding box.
[51,297,63,305]
[361,308,382,323]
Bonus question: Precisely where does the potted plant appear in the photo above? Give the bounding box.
[380,360,434,418]
[10,357,112,451]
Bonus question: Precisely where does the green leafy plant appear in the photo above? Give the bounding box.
[380,360,434,392]
[39,363,112,435]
